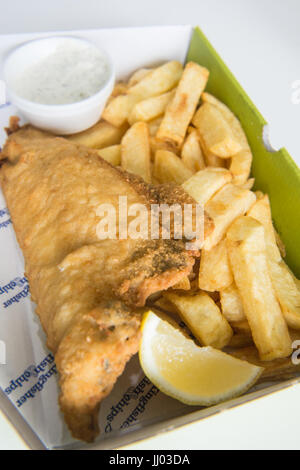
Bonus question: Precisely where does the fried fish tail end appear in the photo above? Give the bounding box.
[57,301,140,442]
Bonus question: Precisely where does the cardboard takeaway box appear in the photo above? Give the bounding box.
[0,25,299,450]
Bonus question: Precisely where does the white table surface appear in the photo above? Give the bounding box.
[0,0,299,450]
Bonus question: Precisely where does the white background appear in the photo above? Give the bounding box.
[0,0,299,450]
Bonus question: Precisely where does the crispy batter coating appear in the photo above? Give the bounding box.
[0,125,211,442]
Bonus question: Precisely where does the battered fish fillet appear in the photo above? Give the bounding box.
[0,124,212,442]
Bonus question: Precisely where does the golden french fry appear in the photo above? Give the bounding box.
[128,67,154,87]
[181,130,205,172]
[97,145,121,166]
[201,93,249,148]
[239,178,255,191]
[192,103,242,158]
[274,230,286,258]
[148,116,163,137]
[104,61,183,127]
[128,61,182,98]
[157,62,209,148]
[227,216,292,361]
[153,150,193,184]
[201,92,252,183]
[150,136,177,157]
[153,297,181,319]
[247,196,299,328]
[102,95,136,128]
[128,90,175,125]
[164,292,233,349]
[203,148,225,168]
[182,167,232,207]
[268,259,300,330]
[201,93,223,108]
[229,149,253,185]
[255,190,265,200]
[220,283,246,323]
[230,346,300,382]
[197,135,226,168]
[121,122,151,182]
[152,299,194,340]
[203,184,256,250]
[247,194,281,262]
[111,82,128,97]
[106,83,128,106]
[199,239,233,292]
[67,121,128,149]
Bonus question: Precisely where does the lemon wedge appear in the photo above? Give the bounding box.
[139,310,263,406]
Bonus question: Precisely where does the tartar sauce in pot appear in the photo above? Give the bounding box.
[12,40,110,105]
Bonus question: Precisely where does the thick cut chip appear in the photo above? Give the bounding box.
[192,103,242,158]
[150,136,177,156]
[102,95,136,128]
[247,194,281,262]
[203,149,225,168]
[164,292,233,349]
[201,92,252,184]
[203,184,256,250]
[227,216,292,361]
[247,197,300,329]
[220,283,246,322]
[121,122,151,182]
[157,62,209,148]
[128,61,182,98]
[128,90,175,125]
[98,145,121,166]
[128,68,154,86]
[103,61,183,127]
[182,167,232,207]
[67,121,128,149]
[181,130,205,172]
[255,191,265,200]
[274,230,286,258]
[202,93,249,148]
[148,116,163,137]
[153,297,182,318]
[268,260,300,331]
[240,178,255,191]
[153,150,193,184]
[198,133,225,168]
[229,149,253,185]
[198,239,233,292]
[111,82,128,97]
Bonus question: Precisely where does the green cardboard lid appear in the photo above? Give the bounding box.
[187,27,300,277]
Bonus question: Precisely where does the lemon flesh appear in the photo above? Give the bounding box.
[140,311,263,406]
